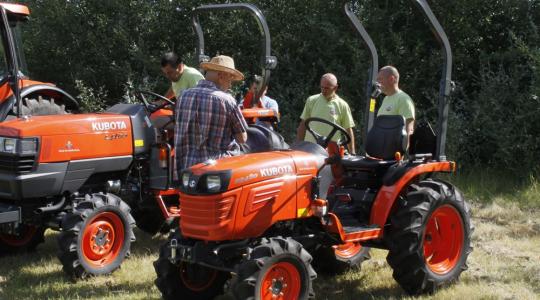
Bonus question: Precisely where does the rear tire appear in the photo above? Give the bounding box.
[0,225,45,255]
[18,96,67,116]
[386,179,473,295]
[154,231,230,300]
[57,193,135,278]
[232,237,317,300]
[312,242,370,275]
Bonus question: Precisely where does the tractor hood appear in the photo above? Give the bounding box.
[0,113,134,162]
[180,149,325,194]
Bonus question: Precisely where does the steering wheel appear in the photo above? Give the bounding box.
[304,117,351,148]
[134,90,175,113]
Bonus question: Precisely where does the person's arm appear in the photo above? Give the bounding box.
[228,98,249,144]
[296,120,307,142]
[297,98,312,142]
[267,98,279,114]
[234,132,248,144]
[346,127,356,155]
[164,86,174,99]
[340,102,356,153]
[406,118,415,136]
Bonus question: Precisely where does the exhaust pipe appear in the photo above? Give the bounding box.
[34,197,66,214]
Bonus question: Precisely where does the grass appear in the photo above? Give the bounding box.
[0,173,539,300]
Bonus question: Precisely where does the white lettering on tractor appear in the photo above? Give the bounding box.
[260,165,293,177]
[91,121,127,131]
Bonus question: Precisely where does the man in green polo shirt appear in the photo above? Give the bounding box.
[296,73,356,154]
[161,52,204,99]
[376,66,415,136]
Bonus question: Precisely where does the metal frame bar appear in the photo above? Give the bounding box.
[343,2,379,141]
[192,3,277,106]
[411,0,453,161]
[0,6,22,119]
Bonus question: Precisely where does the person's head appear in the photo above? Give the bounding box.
[161,52,184,82]
[249,75,267,96]
[377,66,400,95]
[320,73,338,99]
[201,55,244,91]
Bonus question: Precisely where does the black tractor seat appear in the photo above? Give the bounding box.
[340,115,407,173]
[341,155,397,170]
[243,124,289,153]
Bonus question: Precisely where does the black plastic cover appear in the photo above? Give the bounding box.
[106,104,156,155]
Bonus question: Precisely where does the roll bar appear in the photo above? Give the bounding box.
[344,1,453,161]
[343,2,380,141]
[412,0,453,161]
[0,6,22,119]
[192,3,277,106]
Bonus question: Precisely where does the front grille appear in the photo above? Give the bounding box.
[180,193,237,240]
[0,154,36,173]
[181,196,235,225]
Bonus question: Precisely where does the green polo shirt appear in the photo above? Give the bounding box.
[377,90,415,120]
[171,66,204,98]
[300,93,355,143]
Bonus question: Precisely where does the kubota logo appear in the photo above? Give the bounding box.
[260,165,293,177]
[91,121,127,131]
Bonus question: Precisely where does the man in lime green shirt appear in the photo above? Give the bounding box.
[376,66,415,136]
[161,52,204,99]
[296,73,356,154]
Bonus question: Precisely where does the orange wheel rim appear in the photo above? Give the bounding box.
[0,225,37,246]
[260,261,301,300]
[81,212,124,267]
[334,242,362,259]
[179,262,218,292]
[423,204,464,274]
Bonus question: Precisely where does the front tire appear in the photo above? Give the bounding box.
[57,193,136,278]
[386,179,473,295]
[154,231,230,300]
[232,237,317,300]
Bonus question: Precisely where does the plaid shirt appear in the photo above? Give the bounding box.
[174,80,248,172]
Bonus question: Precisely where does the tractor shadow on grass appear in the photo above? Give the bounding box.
[0,228,165,299]
[312,272,405,300]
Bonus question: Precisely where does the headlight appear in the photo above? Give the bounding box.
[182,172,190,188]
[0,137,38,155]
[179,170,232,195]
[206,175,221,192]
[3,138,15,152]
[20,139,38,155]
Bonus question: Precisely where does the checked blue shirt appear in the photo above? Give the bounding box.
[174,80,248,172]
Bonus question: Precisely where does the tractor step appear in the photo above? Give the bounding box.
[340,215,378,234]
[0,203,20,224]
[342,224,379,234]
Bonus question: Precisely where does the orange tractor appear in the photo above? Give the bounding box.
[0,2,284,279]
[0,1,183,278]
[0,3,78,118]
[154,1,472,299]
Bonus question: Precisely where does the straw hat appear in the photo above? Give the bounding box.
[200,55,244,81]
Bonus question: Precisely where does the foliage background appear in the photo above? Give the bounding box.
[18,0,540,178]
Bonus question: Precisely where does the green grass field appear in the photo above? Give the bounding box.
[1,173,539,300]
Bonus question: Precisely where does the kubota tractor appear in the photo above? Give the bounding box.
[0,3,78,118]
[153,1,472,299]
[0,81,183,278]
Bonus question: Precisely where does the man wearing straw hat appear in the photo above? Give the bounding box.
[174,55,248,173]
